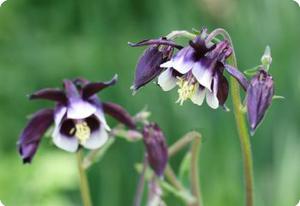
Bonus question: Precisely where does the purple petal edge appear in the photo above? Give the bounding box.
[82,75,118,99]
[18,108,54,163]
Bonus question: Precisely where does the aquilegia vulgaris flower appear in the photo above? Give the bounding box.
[18,75,136,163]
[246,69,274,135]
[143,123,168,177]
[130,30,249,109]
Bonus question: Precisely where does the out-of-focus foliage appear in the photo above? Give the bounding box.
[0,0,299,205]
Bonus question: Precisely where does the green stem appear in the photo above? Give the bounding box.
[189,133,202,206]
[210,28,254,206]
[77,150,93,206]
[167,131,203,206]
[133,156,148,206]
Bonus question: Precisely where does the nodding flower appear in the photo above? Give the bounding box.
[18,75,136,163]
[158,36,235,109]
[143,123,168,177]
[246,69,274,135]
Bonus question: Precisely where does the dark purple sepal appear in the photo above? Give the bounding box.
[143,123,168,177]
[18,108,54,163]
[102,102,136,129]
[132,46,165,92]
[63,79,81,100]
[246,69,274,135]
[82,75,118,100]
[224,64,249,91]
[216,71,229,106]
[29,88,67,104]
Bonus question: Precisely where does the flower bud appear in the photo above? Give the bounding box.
[247,69,274,135]
[261,46,272,70]
[143,123,168,177]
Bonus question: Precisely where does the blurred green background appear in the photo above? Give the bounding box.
[0,0,299,205]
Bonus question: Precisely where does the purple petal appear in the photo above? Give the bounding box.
[161,46,195,74]
[132,46,165,91]
[224,64,249,91]
[82,75,118,100]
[18,109,54,163]
[215,71,229,106]
[102,102,136,129]
[29,88,67,103]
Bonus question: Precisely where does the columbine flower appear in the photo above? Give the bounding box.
[246,69,274,135]
[158,36,234,109]
[129,38,183,93]
[18,75,136,163]
[143,123,168,177]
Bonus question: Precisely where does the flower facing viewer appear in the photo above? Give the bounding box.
[18,75,136,163]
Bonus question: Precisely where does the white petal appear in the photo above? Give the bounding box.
[160,60,174,68]
[95,108,110,131]
[67,100,97,119]
[192,64,213,91]
[157,68,177,91]
[191,86,205,106]
[205,89,219,109]
[81,125,109,150]
[161,58,194,74]
[54,106,67,125]
[52,126,79,152]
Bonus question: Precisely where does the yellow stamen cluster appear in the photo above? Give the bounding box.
[74,121,91,144]
[176,77,197,105]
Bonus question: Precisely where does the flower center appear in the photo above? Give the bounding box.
[74,121,91,144]
[176,77,198,105]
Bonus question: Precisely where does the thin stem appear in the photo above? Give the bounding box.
[83,138,115,170]
[166,30,196,40]
[168,131,200,157]
[165,164,185,191]
[133,156,148,206]
[210,28,254,206]
[167,131,203,206]
[190,133,202,206]
[77,150,93,206]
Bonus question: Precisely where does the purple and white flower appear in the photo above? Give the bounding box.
[158,37,234,109]
[18,75,136,163]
